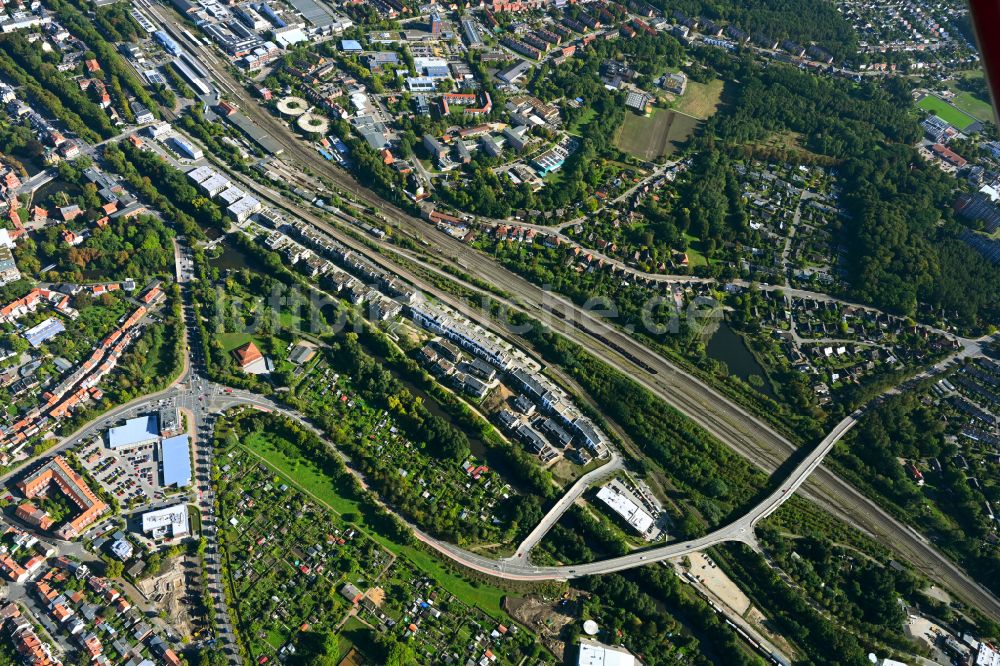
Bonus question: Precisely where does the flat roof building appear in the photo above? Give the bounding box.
[227,196,262,222]
[976,644,1000,666]
[595,483,654,535]
[161,435,192,488]
[108,416,159,450]
[0,246,18,287]
[498,59,532,84]
[141,504,189,539]
[407,76,437,92]
[578,639,636,666]
[186,165,216,184]
[168,136,204,160]
[110,539,133,561]
[159,405,182,438]
[199,173,231,197]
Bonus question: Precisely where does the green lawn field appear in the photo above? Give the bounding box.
[917,94,977,130]
[673,79,725,120]
[216,332,258,353]
[615,108,699,160]
[950,91,995,121]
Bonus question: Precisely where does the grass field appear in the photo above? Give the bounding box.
[566,106,597,136]
[917,94,977,130]
[615,108,699,160]
[240,434,510,616]
[749,130,824,160]
[216,332,257,353]
[950,91,995,121]
[683,233,708,267]
[674,79,725,120]
[243,432,364,515]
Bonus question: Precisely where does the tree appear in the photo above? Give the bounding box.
[104,560,124,578]
[382,639,416,666]
[294,631,339,665]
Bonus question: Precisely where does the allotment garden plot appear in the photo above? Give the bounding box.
[289,355,519,546]
[216,446,394,662]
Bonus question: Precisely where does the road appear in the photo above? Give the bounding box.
[7,284,1000,636]
[137,385,854,583]
[411,414,859,580]
[176,279,242,665]
[510,450,623,561]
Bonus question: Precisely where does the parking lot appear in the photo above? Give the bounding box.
[78,438,169,509]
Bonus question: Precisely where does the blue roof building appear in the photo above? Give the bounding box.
[108,416,159,450]
[24,318,66,348]
[161,435,192,487]
[340,39,362,52]
[423,65,451,78]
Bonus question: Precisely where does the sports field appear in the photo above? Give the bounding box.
[917,94,977,130]
[616,108,699,160]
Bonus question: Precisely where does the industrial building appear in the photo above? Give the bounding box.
[595,482,654,536]
[227,196,263,222]
[23,318,65,348]
[168,136,204,160]
[498,59,532,84]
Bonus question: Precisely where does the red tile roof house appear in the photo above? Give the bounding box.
[231,341,271,374]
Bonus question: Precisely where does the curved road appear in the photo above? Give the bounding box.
[204,388,853,581]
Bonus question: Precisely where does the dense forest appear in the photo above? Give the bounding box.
[665,0,858,60]
[703,56,1000,329]
[840,148,1000,326]
[574,569,767,666]
[835,392,1000,599]
[717,544,869,665]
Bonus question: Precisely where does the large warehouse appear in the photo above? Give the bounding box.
[107,415,159,450]
[160,434,192,488]
[577,639,636,666]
